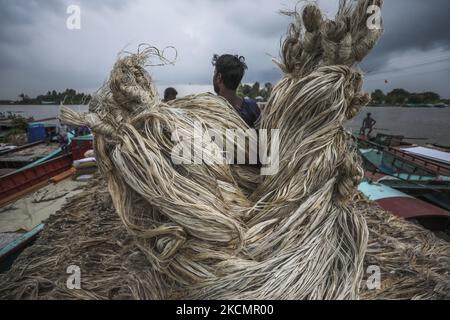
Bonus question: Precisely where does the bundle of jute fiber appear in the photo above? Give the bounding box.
[357,198,450,300]
[1,180,448,300]
[59,0,383,299]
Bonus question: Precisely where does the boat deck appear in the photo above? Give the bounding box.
[0,178,88,268]
[0,143,58,164]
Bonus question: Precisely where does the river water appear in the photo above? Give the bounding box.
[347,106,450,146]
[0,105,88,121]
[1,105,450,146]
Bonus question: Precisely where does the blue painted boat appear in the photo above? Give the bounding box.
[0,224,45,272]
[356,134,450,213]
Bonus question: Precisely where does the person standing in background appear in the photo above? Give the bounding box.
[212,54,260,128]
[361,113,377,136]
[163,87,178,102]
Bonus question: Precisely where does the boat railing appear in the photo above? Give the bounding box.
[386,146,450,177]
[354,135,450,177]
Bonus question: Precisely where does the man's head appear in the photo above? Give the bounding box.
[212,54,248,95]
[164,87,178,102]
[367,113,372,117]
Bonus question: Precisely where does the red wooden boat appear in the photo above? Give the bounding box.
[0,135,93,268]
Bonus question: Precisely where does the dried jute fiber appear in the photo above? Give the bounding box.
[60,0,385,299]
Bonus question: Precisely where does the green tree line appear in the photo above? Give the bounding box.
[237,82,274,101]
[11,89,92,105]
[370,89,446,105]
[237,85,448,106]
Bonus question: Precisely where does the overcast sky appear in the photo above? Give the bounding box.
[1,0,449,100]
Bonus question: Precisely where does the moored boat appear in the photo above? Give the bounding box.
[356,133,450,237]
[359,181,450,239]
[0,135,94,271]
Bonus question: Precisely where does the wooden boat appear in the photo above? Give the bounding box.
[0,224,44,272]
[359,147,450,188]
[356,134,450,181]
[356,134,450,229]
[0,135,93,270]
[0,141,62,170]
[359,181,450,233]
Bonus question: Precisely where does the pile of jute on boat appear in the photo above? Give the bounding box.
[0,0,449,300]
[0,180,448,299]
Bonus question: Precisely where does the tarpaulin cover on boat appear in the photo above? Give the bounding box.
[401,147,450,165]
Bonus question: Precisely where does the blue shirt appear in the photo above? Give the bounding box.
[238,98,261,128]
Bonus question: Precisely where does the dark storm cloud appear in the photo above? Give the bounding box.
[361,0,450,71]
[0,0,136,98]
[227,8,287,38]
[0,0,449,99]
[0,0,129,41]
[0,0,61,45]
[381,0,450,51]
